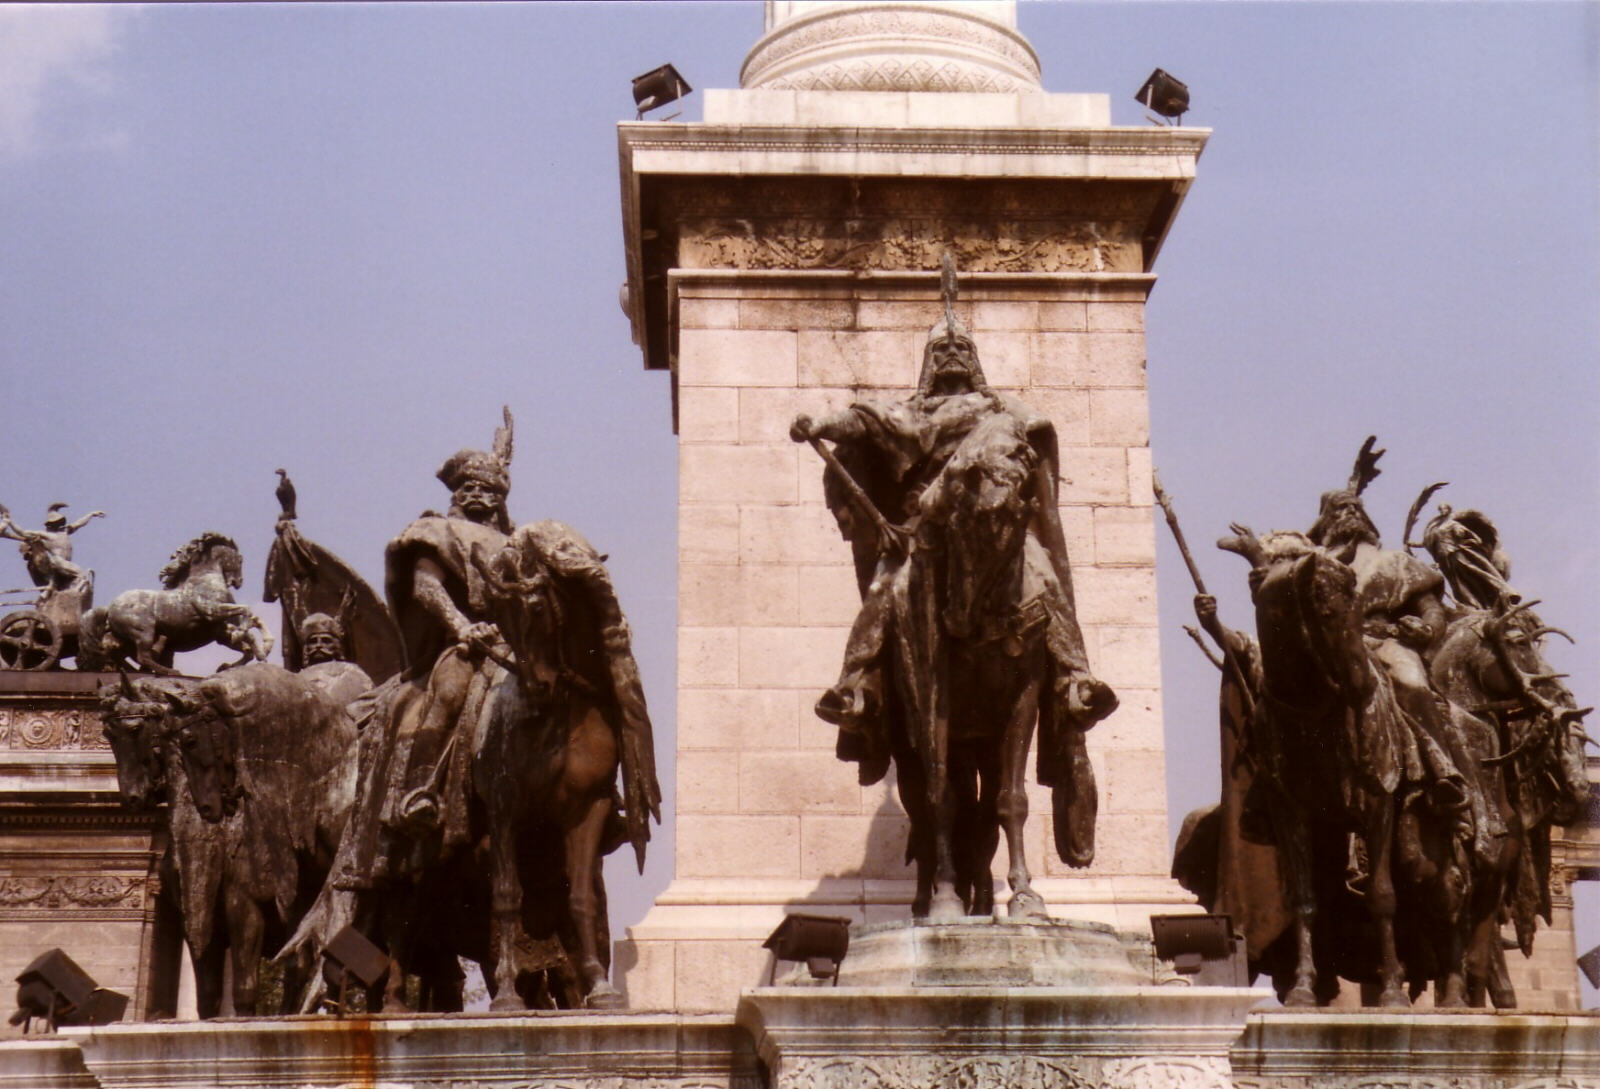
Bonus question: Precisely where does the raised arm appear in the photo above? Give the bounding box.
[790,408,866,445]
[66,511,105,534]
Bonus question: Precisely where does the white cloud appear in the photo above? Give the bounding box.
[0,5,134,159]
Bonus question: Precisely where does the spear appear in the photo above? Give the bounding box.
[807,437,910,559]
[1152,471,1257,726]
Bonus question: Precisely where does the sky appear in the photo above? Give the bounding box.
[0,1,1595,1005]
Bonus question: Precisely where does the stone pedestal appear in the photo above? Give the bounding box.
[738,985,1268,1089]
[1231,1009,1600,1088]
[0,671,177,1028]
[617,1,1208,1013]
[56,1013,759,1089]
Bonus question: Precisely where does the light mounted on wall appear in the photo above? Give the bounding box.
[1135,68,1189,125]
[633,63,692,120]
[1150,914,1245,986]
[8,948,128,1032]
[320,925,390,1017]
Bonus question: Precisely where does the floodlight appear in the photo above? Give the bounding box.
[763,913,852,985]
[1579,943,1600,990]
[1136,69,1189,124]
[633,64,691,120]
[320,925,389,1016]
[9,948,128,1031]
[1150,913,1246,986]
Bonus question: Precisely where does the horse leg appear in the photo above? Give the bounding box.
[486,811,526,1012]
[895,753,935,918]
[191,933,228,1020]
[960,754,997,917]
[567,793,623,1008]
[1277,816,1318,1007]
[222,885,264,1016]
[1364,796,1409,1008]
[999,676,1045,919]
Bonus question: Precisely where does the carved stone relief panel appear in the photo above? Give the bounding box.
[0,708,109,751]
[0,875,144,913]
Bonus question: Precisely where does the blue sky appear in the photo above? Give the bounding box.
[1,2,1594,1003]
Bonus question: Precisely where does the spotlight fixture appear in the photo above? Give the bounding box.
[1135,68,1189,125]
[1150,913,1245,986]
[763,913,852,986]
[632,63,691,120]
[1579,943,1600,991]
[9,949,128,1032]
[320,925,390,1016]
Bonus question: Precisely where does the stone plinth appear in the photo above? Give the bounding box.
[821,917,1157,988]
[0,672,177,1028]
[738,984,1268,1089]
[0,1038,96,1088]
[56,1013,759,1089]
[1231,1009,1600,1088]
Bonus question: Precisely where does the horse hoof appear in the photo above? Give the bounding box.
[1007,889,1049,920]
[1284,984,1318,1008]
[1377,986,1410,1009]
[927,890,964,923]
[584,983,625,1010]
[489,994,526,1013]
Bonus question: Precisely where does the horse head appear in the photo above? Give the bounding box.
[471,535,558,687]
[932,417,1037,640]
[98,672,175,809]
[1228,530,1372,710]
[163,688,242,823]
[160,532,244,591]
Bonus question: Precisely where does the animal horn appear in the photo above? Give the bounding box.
[1402,480,1448,554]
[493,405,514,468]
[1348,435,1384,495]
[1528,625,1576,645]
[119,668,138,700]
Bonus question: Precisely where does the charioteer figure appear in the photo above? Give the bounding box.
[0,502,103,596]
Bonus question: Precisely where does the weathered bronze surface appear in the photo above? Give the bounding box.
[1177,438,1592,1008]
[0,503,103,670]
[791,259,1116,923]
[281,408,660,1012]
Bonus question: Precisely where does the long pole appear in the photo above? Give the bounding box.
[1151,471,1257,725]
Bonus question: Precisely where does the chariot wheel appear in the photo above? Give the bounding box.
[0,609,63,671]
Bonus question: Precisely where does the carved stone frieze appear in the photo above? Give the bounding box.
[1102,1057,1231,1089]
[411,1081,756,1089]
[0,708,109,750]
[777,1054,1102,1089]
[679,217,1142,274]
[0,875,143,911]
[1233,1080,1600,1089]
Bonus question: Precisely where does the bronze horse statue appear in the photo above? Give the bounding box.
[1427,599,1591,1005]
[1222,530,1420,1007]
[284,521,659,1012]
[877,413,1101,921]
[80,532,272,674]
[101,664,355,1015]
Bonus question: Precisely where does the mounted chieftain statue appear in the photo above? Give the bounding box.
[789,257,1116,922]
[285,407,660,1011]
[1199,437,1591,1008]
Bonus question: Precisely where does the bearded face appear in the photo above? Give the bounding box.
[302,629,344,665]
[929,337,979,394]
[1315,493,1379,553]
[453,479,506,525]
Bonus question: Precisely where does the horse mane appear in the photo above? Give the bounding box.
[160,532,240,589]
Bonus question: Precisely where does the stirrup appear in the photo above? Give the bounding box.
[398,788,441,836]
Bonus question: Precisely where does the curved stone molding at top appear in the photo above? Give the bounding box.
[740,1,1042,94]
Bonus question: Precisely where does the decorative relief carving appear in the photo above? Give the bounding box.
[679,218,1141,274]
[1102,1058,1230,1089]
[0,875,143,910]
[1232,1078,1600,1089]
[413,1080,757,1089]
[0,708,109,750]
[779,1054,1101,1089]
[743,6,1040,92]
